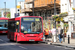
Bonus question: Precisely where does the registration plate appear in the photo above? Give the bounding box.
[2,31,6,33]
[29,40,34,41]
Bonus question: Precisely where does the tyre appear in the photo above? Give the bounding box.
[35,41,39,44]
[16,36,19,43]
[9,39,12,42]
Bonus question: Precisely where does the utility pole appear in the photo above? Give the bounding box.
[4,2,6,17]
[33,0,34,16]
[54,0,57,42]
[54,0,56,28]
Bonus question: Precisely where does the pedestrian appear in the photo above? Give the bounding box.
[48,29,52,38]
[58,26,63,43]
[44,28,49,41]
[51,26,56,43]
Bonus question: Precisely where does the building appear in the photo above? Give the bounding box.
[22,0,60,19]
[10,1,25,18]
[10,8,16,18]
[60,0,75,38]
[21,1,32,16]
[0,8,10,17]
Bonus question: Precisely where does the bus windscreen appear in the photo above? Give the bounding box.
[0,20,8,28]
[21,17,42,34]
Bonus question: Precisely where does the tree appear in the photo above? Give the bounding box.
[0,12,1,17]
[0,14,1,17]
[7,13,10,18]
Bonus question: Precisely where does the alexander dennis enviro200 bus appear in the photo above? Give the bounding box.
[0,17,9,34]
[7,16,43,43]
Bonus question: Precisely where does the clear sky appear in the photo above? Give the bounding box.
[0,0,24,9]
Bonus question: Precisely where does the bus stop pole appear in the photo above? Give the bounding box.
[63,29,65,42]
[68,35,70,44]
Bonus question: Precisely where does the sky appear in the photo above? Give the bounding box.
[0,0,24,9]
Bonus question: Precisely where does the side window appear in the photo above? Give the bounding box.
[8,22,11,30]
[8,21,16,32]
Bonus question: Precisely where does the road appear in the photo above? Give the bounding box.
[0,34,74,50]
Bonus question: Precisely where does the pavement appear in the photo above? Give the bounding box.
[41,37,75,49]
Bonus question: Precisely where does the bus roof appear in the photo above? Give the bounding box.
[16,16,42,18]
[0,17,9,20]
[9,16,43,21]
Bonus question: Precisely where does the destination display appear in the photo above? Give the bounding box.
[22,18,40,21]
[0,20,8,22]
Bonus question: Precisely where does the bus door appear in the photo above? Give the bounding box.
[8,21,15,39]
[15,21,20,34]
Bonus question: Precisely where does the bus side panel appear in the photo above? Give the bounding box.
[7,31,15,41]
[7,31,12,39]
[14,32,21,41]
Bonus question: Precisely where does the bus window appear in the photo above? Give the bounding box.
[0,25,3,27]
[4,24,7,27]
[21,17,42,34]
[8,21,16,32]
[0,20,8,28]
[8,21,20,32]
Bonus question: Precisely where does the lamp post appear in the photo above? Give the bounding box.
[4,2,6,17]
[33,0,34,16]
[15,0,17,15]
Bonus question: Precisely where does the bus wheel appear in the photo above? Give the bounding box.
[10,39,12,42]
[35,41,39,44]
[16,36,18,43]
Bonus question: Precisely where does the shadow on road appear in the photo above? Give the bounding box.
[0,33,7,35]
[8,40,41,44]
[19,41,40,44]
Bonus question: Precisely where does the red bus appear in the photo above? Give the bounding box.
[0,17,9,34]
[7,16,43,43]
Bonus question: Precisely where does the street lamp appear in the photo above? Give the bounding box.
[4,2,6,17]
[15,0,17,14]
[33,0,34,16]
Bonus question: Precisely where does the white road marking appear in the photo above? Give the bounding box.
[54,46,62,48]
[19,46,27,49]
[0,39,3,41]
[64,48,72,49]
[0,39,9,43]
[0,43,17,46]
[54,46,72,49]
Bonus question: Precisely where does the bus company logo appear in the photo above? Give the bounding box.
[30,34,34,36]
